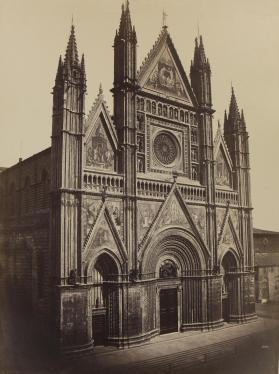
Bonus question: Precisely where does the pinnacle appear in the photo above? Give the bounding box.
[64,23,79,66]
[118,0,134,39]
[193,34,207,66]
[228,87,240,122]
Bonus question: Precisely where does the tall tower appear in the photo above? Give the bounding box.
[112,1,138,272]
[51,24,86,281]
[190,36,216,267]
[224,88,253,266]
[51,25,92,353]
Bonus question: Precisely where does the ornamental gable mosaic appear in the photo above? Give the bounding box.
[138,201,161,242]
[86,118,114,171]
[215,148,232,187]
[145,47,190,101]
[157,194,192,232]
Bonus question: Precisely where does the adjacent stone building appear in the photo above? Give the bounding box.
[0,2,256,354]
[254,228,279,303]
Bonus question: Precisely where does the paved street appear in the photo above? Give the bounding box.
[0,303,278,374]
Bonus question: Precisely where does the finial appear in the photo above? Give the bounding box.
[98,83,103,96]
[218,120,221,129]
[71,15,74,27]
[162,10,168,29]
[197,20,200,38]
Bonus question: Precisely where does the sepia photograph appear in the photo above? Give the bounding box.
[0,0,278,373]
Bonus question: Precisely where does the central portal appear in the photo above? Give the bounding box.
[159,288,178,334]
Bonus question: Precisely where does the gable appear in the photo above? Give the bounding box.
[144,47,191,102]
[139,184,209,256]
[218,214,242,259]
[83,204,127,265]
[85,116,115,171]
[215,146,232,188]
[138,30,196,106]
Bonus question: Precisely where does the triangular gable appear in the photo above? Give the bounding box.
[139,183,209,257]
[83,202,127,264]
[85,90,118,149]
[218,212,242,258]
[138,30,197,106]
[85,93,118,171]
[214,126,233,188]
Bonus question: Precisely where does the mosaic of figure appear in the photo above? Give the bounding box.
[189,206,206,241]
[138,202,160,241]
[146,49,187,99]
[215,149,231,187]
[86,120,114,170]
[83,199,101,238]
[107,201,123,239]
[93,219,112,247]
[160,197,188,227]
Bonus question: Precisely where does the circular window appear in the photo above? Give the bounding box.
[153,132,178,165]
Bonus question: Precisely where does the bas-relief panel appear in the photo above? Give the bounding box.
[215,148,231,187]
[138,201,161,242]
[188,205,206,242]
[83,197,102,239]
[146,48,189,100]
[86,118,114,170]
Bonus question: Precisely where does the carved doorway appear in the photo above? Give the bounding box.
[160,288,178,334]
[221,251,237,322]
[92,253,119,346]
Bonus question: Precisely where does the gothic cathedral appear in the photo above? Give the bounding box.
[0,2,256,354]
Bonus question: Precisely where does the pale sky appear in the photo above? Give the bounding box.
[0,0,278,231]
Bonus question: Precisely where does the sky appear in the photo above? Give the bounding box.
[0,0,278,231]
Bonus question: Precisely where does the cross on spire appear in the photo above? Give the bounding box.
[162,10,168,29]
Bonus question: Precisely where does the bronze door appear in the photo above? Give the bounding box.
[160,288,178,334]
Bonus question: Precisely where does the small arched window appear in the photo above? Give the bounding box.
[159,259,177,278]
[152,102,156,114]
[180,110,184,122]
[158,104,162,116]
[169,107,173,119]
[146,100,151,113]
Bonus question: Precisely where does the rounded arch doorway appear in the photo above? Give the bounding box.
[91,252,120,346]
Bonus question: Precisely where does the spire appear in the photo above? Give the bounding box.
[64,24,79,66]
[228,87,241,125]
[192,35,208,66]
[118,1,136,41]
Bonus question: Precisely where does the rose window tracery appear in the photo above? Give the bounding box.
[153,133,178,165]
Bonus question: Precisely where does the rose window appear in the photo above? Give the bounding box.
[153,133,178,165]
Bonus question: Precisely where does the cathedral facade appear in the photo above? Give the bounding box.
[0,2,256,354]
